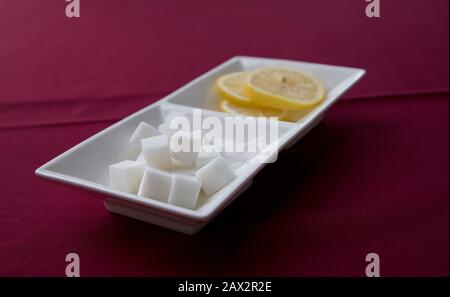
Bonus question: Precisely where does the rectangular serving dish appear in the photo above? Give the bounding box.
[35,56,365,234]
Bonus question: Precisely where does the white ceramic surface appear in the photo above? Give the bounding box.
[35,56,365,234]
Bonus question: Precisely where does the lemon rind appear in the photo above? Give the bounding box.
[215,72,252,104]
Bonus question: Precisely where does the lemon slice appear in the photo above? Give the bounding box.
[244,67,326,110]
[215,72,252,104]
[220,99,288,120]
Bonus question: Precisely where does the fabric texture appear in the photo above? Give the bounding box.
[0,0,448,276]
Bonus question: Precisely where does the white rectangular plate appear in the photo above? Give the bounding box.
[35,56,365,234]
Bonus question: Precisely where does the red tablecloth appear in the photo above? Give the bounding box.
[0,0,448,276]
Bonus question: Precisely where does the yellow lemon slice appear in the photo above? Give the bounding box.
[215,72,252,104]
[244,67,326,110]
[220,99,288,120]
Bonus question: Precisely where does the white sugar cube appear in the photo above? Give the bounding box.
[195,157,236,196]
[168,174,202,210]
[158,122,191,139]
[158,111,186,134]
[170,130,202,165]
[196,146,221,168]
[136,152,145,163]
[158,121,176,137]
[129,122,160,145]
[171,158,196,175]
[109,160,145,194]
[141,135,172,170]
[171,158,191,168]
[171,167,197,175]
[138,167,172,202]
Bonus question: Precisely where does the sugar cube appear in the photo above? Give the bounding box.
[196,146,221,168]
[195,157,236,196]
[168,174,202,210]
[141,135,172,170]
[170,130,202,165]
[109,160,145,194]
[158,121,176,137]
[171,158,196,175]
[158,111,189,136]
[136,152,145,164]
[138,167,172,202]
[129,122,160,145]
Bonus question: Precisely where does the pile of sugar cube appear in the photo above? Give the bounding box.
[108,113,236,210]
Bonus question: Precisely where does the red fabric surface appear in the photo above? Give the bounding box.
[0,0,448,276]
